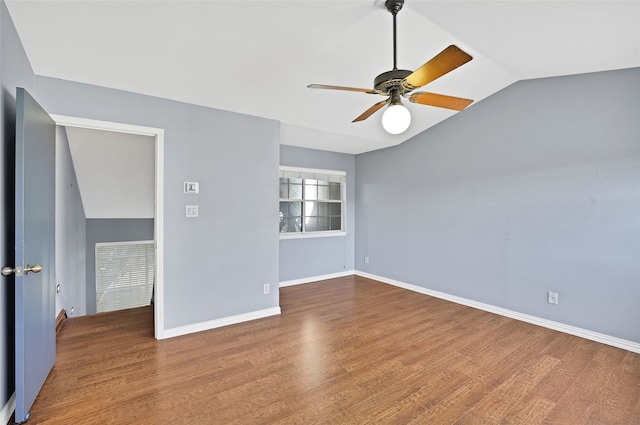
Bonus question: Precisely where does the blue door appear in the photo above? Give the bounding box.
[12,88,56,423]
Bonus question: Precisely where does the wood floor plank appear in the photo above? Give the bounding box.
[470,355,560,422]
[583,348,640,424]
[23,275,640,424]
[534,335,601,402]
[497,394,556,425]
[410,373,496,424]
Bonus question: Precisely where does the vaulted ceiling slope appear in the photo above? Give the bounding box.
[6,1,640,154]
[65,127,155,219]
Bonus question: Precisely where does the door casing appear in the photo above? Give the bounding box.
[50,115,165,339]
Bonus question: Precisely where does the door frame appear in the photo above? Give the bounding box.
[50,115,166,339]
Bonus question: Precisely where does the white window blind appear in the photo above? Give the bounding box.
[96,240,155,313]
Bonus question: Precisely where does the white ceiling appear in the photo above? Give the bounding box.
[6,0,640,154]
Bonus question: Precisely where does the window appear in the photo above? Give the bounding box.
[279,166,346,237]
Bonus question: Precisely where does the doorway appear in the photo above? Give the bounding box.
[51,115,165,339]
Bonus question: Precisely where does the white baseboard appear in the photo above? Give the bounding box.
[159,307,281,339]
[157,270,640,353]
[355,270,640,354]
[1,393,15,425]
[279,270,354,287]
[159,269,355,338]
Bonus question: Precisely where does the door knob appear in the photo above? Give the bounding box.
[2,266,23,276]
[25,264,43,275]
[1,264,41,276]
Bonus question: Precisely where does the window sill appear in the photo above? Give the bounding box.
[279,231,346,240]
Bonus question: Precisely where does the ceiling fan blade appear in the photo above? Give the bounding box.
[308,84,380,94]
[352,100,388,122]
[408,92,473,111]
[402,45,473,91]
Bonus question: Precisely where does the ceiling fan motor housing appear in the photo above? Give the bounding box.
[374,69,412,94]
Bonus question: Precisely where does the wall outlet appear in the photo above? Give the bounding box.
[364,256,369,264]
[547,291,558,305]
[263,284,270,294]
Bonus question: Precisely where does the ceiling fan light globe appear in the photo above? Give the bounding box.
[382,103,411,134]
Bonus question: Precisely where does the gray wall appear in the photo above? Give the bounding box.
[55,126,87,318]
[32,76,281,329]
[85,219,154,315]
[0,0,34,414]
[355,68,640,343]
[279,145,355,282]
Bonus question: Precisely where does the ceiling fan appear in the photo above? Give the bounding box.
[307,0,474,134]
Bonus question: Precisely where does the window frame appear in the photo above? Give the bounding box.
[279,166,346,239]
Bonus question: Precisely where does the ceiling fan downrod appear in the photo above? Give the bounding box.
[385,0,404,70]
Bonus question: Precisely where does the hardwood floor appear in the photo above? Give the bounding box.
[26,275,640,424]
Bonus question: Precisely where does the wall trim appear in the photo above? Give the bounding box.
[279,270,355,287]
[159,307,282,339]
[1,393,15,425]
[55,309,67,336]
[355,270,640,354]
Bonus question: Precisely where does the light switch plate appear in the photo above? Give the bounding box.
[186,205,199,217]
[184,182,199,194]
